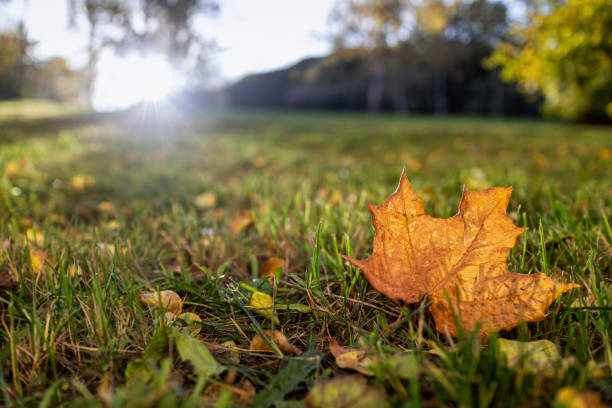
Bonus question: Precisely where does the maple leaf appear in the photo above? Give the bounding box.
[344,170,578,336]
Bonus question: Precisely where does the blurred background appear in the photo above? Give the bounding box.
[0,0,610,122]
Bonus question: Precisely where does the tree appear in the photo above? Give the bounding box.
[0,25,30,99]
[68,0,219,105]
[488,0,612,121]
[329,0,410,111]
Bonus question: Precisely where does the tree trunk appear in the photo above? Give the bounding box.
[368,59,385,112]
[433,71,447,115]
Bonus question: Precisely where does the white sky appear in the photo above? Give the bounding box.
[0,0,335,80]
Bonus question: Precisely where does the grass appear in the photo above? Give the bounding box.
[0,105,611,407]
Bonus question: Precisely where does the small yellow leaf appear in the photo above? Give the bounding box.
[25,228,44,247]
[97,201,116,212]
[4,161,19,178]
[104,220,119,230]
[139,290,183,314]
[177,312,202,336]
[330,341,376,376]
[249,330,302,355]
[194,192,217,209]
[555,387,607,408]
[47,213,66,224]
[68,264,83,278]
[71,174,95,191]
[249,291,279,324]
[29,250,50,274]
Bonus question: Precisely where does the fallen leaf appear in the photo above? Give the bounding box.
[344,170,579,336]
[68,264,83,278]
[71,174,95,191]
[497,338,572,376]
[195,192,217,209]
[25,228,44,247]
[177,312,202,336]
[249,290,280,324]
[47,213,66,225]
[97,201,116,212]
[260,257,285,280]
[249,330,302,355]
[29,249,50,274]
[306,376,389,408]
[329,341,376,376]
[229,211,254,236]
[4,160,19,178]
[555,387,608,408]
[139,290,183,314]
[104,220,119,230]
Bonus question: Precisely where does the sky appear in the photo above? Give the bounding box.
[0,0,336,109]
[0,0,524,110]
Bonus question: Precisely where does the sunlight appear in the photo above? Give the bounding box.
[94,52,182,111]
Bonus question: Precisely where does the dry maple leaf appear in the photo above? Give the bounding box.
[343,170,579,336]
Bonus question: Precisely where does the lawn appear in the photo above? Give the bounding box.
[0,106,611,407]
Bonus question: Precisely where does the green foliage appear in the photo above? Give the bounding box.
[489,0,612,121]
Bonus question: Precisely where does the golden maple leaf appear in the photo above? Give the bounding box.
[344,170,578,336]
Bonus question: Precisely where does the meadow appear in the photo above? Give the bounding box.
[0,104,611,407]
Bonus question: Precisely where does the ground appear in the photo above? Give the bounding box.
[0,102,611,407]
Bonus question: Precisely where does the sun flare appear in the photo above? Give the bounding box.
[94,52,182,110]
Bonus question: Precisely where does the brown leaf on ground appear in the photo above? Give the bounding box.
[139,290,183,314]
[344,170,579,337]
[249,330,302,355]
[229,211,254,237]
[260,257,285,280]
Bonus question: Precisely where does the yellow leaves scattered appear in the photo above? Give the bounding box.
[249,290,279,325]
[249,330,302,355]
[139,290,183,314]
[195,192,217,209]
[71,173,95,191]
[229,211,254,236]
